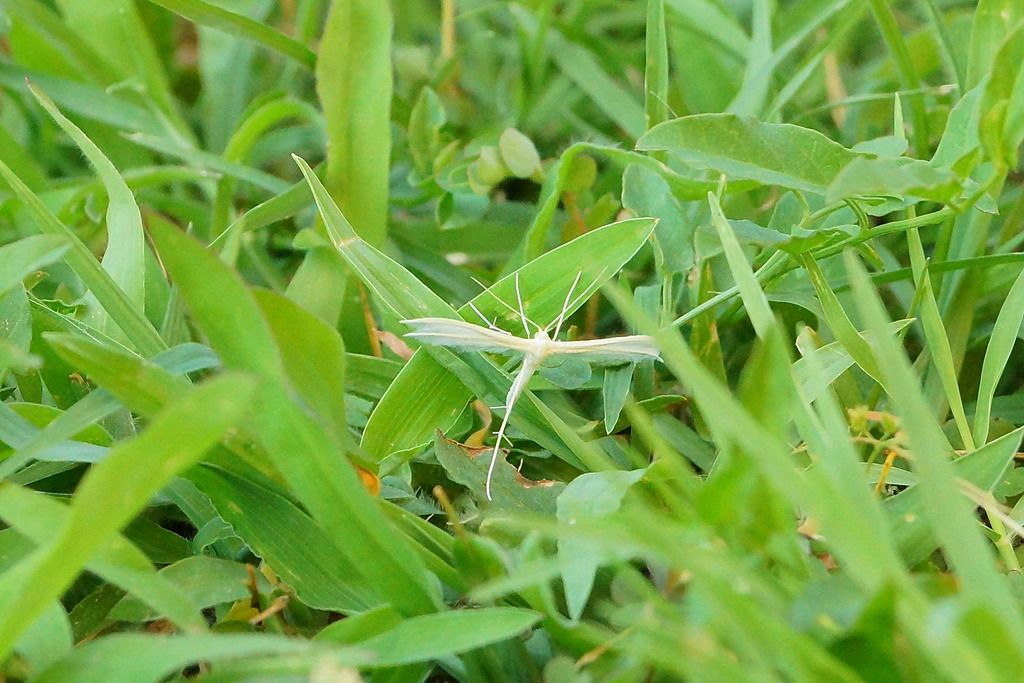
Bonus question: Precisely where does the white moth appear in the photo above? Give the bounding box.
[402,273,660,500]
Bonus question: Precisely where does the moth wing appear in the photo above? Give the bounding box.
[548,335,660,364]
[401,317,531,355]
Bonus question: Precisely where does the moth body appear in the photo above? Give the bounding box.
[401,290,659,500]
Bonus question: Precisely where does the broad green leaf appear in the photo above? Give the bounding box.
[602,364,634,434]
[557,469,646,620]
[638,114,861,194]
[499,128,541,178]
[932,85,984,170]
[433,432,565,515]
[826,157,963,205]
[408,86,446,176]
[621,164,693,273]
[978,21,1024,166]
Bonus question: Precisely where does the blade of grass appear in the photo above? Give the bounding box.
[973,267,1024,445]
[146,218,441,616]
[0,161,165,357]
[0,372,256,660]
[315,0,392,245]
[865,0,929,157]
[0,485,205,631]
[644,0,669,131]
[140,0,316,69]
[707,193,774,338]
[30,84,147,333]
[845,251,1021,629]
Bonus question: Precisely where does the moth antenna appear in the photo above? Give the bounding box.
[470,274,541,335]
[551,270,583,339]
[467,301,504,331]
[514,273,532,337]
[548,267,610,336]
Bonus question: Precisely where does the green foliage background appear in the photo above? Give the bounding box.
[0,0,1022,681]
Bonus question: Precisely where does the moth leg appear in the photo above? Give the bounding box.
[487,408,515,500]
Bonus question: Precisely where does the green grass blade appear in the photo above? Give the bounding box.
[0,485,205,631]
[915,268,975,450]
[865,0,929,157]
[140,0,316,69]
[30,85,147,331]
[0,162,165,357]
[727,0,772,116]
[973,268,1024,445]
[354,608,541,667]
[802,253,883,382]
[146,217,442,616]
[644,0,669,130]
[547,29,645,139]
[0,372,257,659]
[315,0,392,245]
[845,251,1021,626]
[34,633,368,683]
[188,466,378,612]
[707,193,774,337]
